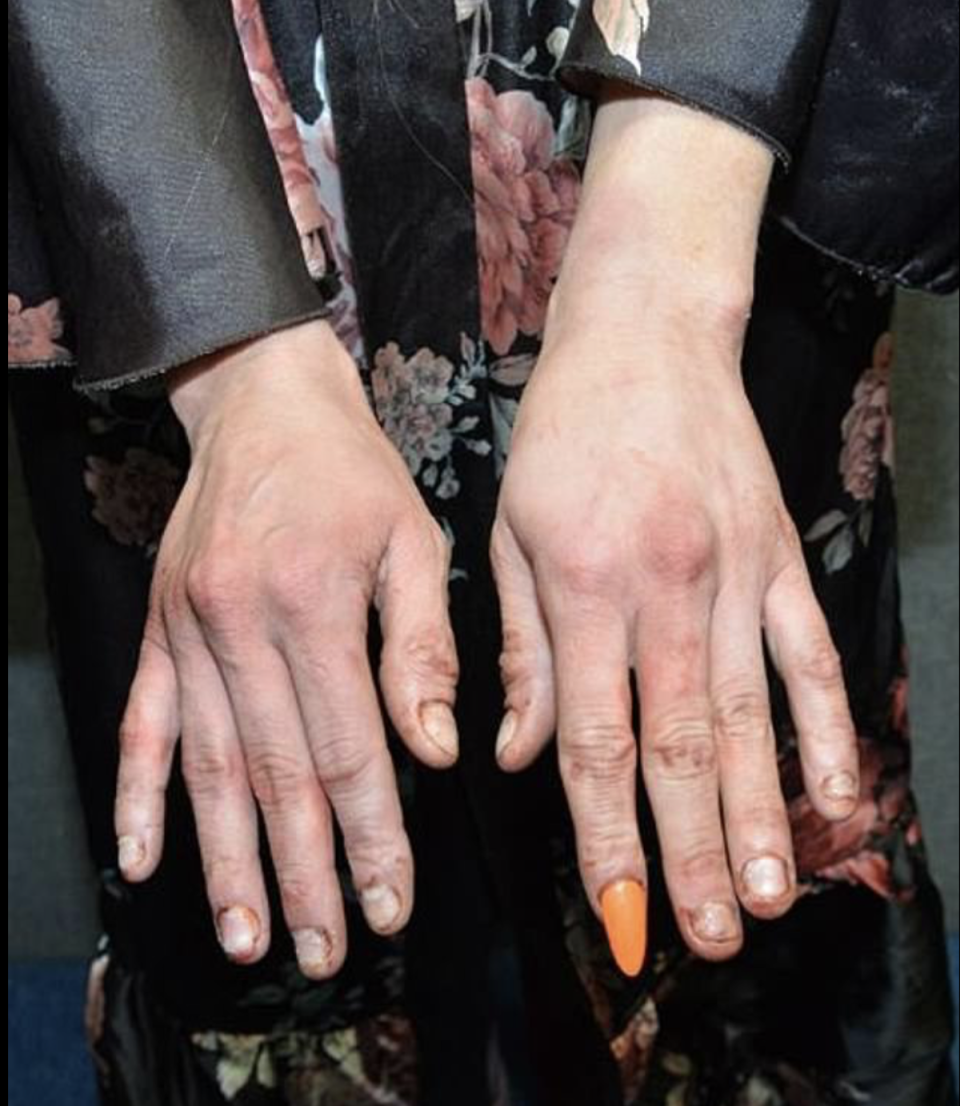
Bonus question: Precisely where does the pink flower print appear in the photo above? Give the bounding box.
[8,294,70,364]
[466,77,580,356]
[838,332,895,502]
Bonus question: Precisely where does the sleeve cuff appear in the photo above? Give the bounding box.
[557,0,840,168]
[10,0,327,390]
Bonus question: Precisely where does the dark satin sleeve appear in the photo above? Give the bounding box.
[8,0,326,390]
[556,0,959,294]
[557,0,838,164]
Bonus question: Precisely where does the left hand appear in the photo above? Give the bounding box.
[490,92,860,975]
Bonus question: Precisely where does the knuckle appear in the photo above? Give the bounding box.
[202,852,250,891]
[246,748,311,812]
[550,542,621,598]
[118,713,157,758]
[639,508,715,587]
[797,638,844,687]
[560,722,637,786]
[498,629,536,695]
[276,866,319,918]
[183,744,245,800]
[713,686,770,747]
[160,577,194,627]
[578,830,639,885]
[644,720,717,782]
[674,845,730,887]
[348,840,411,878]
[738,803,790,840]
[262,555,322,620]
[316,736,376,795]
[388,626,459,689]
[185,558,252,628]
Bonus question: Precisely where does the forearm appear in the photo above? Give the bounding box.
[547,89,775,352]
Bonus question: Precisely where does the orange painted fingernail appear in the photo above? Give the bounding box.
[600,880,648,977]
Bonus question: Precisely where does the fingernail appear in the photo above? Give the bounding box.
[600,880,648,977]
[822,771,858,802]
[292,927,334,976]
[689,901,740,944]
[217,906,260,959]
[419,702,459,759]
[359,884,403,933]
[117,835,145,873]
[495,711,518,761]
[742,855,790,901]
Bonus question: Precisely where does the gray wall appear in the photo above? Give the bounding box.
[894,292,960,919]
[8,293,959,959]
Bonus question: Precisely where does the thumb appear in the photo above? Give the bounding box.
[489,517,556,771]
[377,520,461,769]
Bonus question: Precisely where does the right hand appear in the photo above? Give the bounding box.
[114,319,460,979]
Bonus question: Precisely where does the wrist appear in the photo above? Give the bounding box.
[547,91,772,353]
[167,318,354,445]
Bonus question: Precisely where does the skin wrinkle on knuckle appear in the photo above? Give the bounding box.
[183,746,246,801]
[559,723,636,787]
[796,638,845,687]
[498,633,539,698]
[295,645,359,695]
[502,672,537,717]
[643,722,717,782]
[276,867,320,918]
[245,748,312,812]
[672,845,730,887]
[348,842,411,878]
[315,735,377,796]
[578,834,638,884]
[385,628,459,692]
[712,686,770,748]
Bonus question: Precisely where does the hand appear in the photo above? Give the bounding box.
[114,319,459,978]
[491,94,859,974]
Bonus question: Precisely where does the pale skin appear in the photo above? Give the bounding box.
[115,92,859,978]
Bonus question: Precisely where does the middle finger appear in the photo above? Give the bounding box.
[636,593,743,959]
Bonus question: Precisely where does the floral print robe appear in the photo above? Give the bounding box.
[7,1,958,1105]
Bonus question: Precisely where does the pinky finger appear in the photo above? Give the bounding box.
[114,625,180,880]
[763,561,860,821]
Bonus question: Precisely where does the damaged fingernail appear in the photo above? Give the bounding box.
[292,927,335,976]
[420,701,459,758]
[742,855,791,901]
[495,711,518,761]
[822,770,858,802]
[360,884,403,933]
[217,906,260,959]
[117,835,145,872]
[690,901,740,944]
